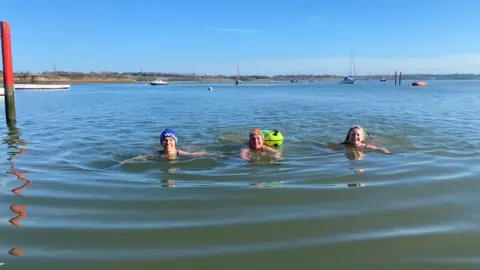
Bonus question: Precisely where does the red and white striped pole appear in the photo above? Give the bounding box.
[1,21,16,127]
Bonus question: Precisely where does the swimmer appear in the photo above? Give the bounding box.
[241,128,281,161]
[331,126,391,154]
[120,129,208,163]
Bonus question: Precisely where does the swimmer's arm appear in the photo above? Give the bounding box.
[178,149,207,157]
[326,143,346,150]
[266,146,283,159]
[207,152,228,158]
[365,145,392,154]
[263,145,279,152]
[120,154,155,164]
[240,148,250,161]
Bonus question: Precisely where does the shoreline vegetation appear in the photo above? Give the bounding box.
[2,71,480,84]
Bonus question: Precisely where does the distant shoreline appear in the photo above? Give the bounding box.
[11,79,340,84]
[1,77,341,85]
[4,78,480,85]
[2,71,480,86]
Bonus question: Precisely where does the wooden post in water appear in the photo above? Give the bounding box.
[394,71,397,85]
[399,72,402,85]
[1,21,16,127]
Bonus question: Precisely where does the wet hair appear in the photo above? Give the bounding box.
[341,126,367,145]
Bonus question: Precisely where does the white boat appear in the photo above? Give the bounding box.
[340,48,356,84]
[268,80,275,83]
[340,76,356,84]
[14,84,71,90]
[1,84,70,95]
[150,79,168,85]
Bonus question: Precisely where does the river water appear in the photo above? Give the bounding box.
[1,80,480,269]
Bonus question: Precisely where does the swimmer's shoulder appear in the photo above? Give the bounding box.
[363,144,391,154]
[262,145,279,152]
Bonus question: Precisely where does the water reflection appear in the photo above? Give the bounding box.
[8,248,24,256]
[161,167,177,188]
[8,171,32,196]
[161,179,177,188]
[345,148,365,161]
[3,126,26,150]
[250,181,284,188]
[4,126,30,257]
[344,148,367,175]
[347,183,365,188]
[344,149,367,187]
[9,205,27,227]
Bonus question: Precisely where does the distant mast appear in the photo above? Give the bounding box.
[235,61,240,85]
[350,47,356,78]
[339,47,356,84]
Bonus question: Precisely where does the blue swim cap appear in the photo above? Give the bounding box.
[160,129,177,143]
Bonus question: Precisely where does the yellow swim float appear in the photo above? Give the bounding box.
[262,129,284,147]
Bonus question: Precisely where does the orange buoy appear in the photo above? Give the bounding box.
[411,81,427,86]
[9,248,24,256]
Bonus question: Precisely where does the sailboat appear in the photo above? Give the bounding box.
[235,61,242,85]
[340,48,356,84]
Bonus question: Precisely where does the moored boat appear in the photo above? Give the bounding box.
[15,84,71,90]
[150,79,169,85]
[340,48,356,84]
[340,76,355,84]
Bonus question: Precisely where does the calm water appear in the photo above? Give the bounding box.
[1,80,480,269]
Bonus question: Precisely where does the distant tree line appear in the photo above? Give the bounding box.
[2,71,480,82]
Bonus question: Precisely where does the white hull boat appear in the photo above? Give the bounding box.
[14,84,71,90]
[340,76,356,84]
[1,84,70,95]
[150,79,168,85]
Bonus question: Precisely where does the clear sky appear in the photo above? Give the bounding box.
[2,0,480,75]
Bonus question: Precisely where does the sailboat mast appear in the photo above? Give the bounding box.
[351,48,356,77]
[235,61,240,85]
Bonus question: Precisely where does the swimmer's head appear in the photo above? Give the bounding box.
[249,128,264,149]
[160,129,177,150]
[343,126,366,145]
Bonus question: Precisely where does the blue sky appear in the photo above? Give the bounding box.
[2,0,480,75]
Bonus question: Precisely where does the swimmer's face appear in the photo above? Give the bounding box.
[162,137,176,150]
[250,134,264,149]
[348,128,364,145]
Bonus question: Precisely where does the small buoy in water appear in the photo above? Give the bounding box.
[347,183,365,188]
[264,85,267,87]
[9,248,24,256]
[208,87,213,91]
[411,81,427,87]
